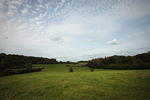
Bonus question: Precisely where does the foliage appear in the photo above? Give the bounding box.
[0,53,58,66]
[91,69,94,72]
[0,67,43,77]
[0,62,10,71]
[77,61,88,63]
[0,53,59,72]
[88,52,150,69]
[69,67,74,72]
[25,63,32,71]
[0,69,15,76]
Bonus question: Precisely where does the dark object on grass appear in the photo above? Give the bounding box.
[69,67,74,72]
[25,63,32,71]
[91,69,94,72]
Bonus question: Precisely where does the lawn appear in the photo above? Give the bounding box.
[0,64,150,100]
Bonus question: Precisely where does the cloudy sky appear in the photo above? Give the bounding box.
[0,0,150,61]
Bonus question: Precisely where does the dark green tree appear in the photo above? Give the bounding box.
[0,62,10,71]
[25,63,32,71]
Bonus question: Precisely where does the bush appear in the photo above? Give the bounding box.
[66,65,71,67]
[0,67,43,77]
[0,71,2,76]
[69,67,74,72]
[25,63,32,71]
[1,69,15,76]
[31,68,42,72]
[0,62,10,71]
[91,69,94,72]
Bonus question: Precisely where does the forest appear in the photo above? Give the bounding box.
[0,51,150,73]
[88,52,150,69]
[0,53,58,70]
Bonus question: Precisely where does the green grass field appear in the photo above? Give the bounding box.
[0,64,150,100]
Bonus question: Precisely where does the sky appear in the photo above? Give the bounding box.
[0,0,150,62]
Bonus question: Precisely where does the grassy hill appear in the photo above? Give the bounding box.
[0,64,150,100]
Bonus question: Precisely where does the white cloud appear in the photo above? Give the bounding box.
[12,0,22,6]
[36,21,43,26]
[126,29,150,38]
[127,36,131,38]
[70,51,74,53]
[45,22,85,37]
[45,2,51,9]
[9,5,17,9]
[39,5,43,7]
[29,19,34,22]
[39,13,47,19]
[0,0,150,62]
[108,39,118,44]
[51,36,63,42]
[38,0,43,3]
[61,0,65,3]
[82,40,93,43]
[0,14,6,19]
[26,4,32,9]
[61,0,66,7]
[35,4,44,8]
[34,17,39,20]
[54,5,59,12]
[92,31,99,34]
[0,2,4,10]
[6,11,14,17]
[21,8,28,14]
[31,10,37,14]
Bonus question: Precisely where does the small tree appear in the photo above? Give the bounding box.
[91,69,94,72]
[25,63,32,71]
[69,67,74,72]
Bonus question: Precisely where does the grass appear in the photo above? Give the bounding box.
[0,64,150,100]
[66,63,87,67]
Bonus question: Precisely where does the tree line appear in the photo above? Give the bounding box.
[0,53,58,71]
[88,52,150,69]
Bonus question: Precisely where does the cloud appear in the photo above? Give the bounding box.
[39,12,47,19]
[70,51,74,53]
[0,0,150,62]
[26,4,32,9]
[29,19,34,22]
[21,8,28,14]
[126,29,150,38]
[82,53,110,60]
[126,36,131,38]
[34,17,39,21]
[38,0,43,4]
[11,0,22,6]
[51,36,63,43]
[82,39,93,43]
[45,22,85,36]
[35,4,44,8]
[92,31,99,34]
[54,5,59,12]
[0,14,6,19]
[9,5,17,9]
[36,21,44,26]
[114,47,150,56]
[0,2,4,10]
[61,0,66,7]
[5,4,18,17]
[107,39,118,44]
[6,11,14,17]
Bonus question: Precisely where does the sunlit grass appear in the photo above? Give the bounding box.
[0,64,150,100]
